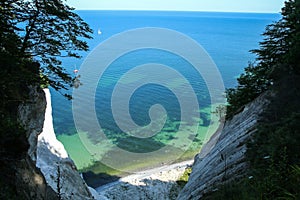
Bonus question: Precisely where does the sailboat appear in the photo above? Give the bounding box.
[73,64,79,74]
[97,28,102,35]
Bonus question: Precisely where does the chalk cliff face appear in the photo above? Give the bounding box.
[177,93,270,200]
[36,89,96,199]
[16,86,56,199]
[16,85,270,199]
[17,86,95,199]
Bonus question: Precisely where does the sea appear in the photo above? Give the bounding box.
[50,11,280,184]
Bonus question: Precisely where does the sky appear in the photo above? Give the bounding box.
[67,0,286,13]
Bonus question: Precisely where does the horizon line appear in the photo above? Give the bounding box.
[73,9,281,14]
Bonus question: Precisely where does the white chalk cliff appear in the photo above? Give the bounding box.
[177,92,270,199]
[18,86,98,199]
[17,86,270,199]
[36,89,97,199]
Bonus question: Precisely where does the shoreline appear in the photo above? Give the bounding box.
[95,159,193,193]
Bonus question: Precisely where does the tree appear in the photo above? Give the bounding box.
[252,0,300,79]
[206,1,300,198]
[2,0,93,97]
[226,0,300,117]
[0,0,93,162]
[0,0,93,198]
[212,104,226,122]
[222,1,300,198]
[226,63,272,117]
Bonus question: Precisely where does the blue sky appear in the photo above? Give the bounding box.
[67,0,285,13]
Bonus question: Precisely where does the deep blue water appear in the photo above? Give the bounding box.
[51,11,280,151]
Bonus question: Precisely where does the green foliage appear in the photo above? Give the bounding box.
[176,167,192,188]
[226,0,300,118]
[226,62,272,118]
[202,179,258,200]
[0,0,93,148]
[168,167,193,200]
[0,0,92,198]
[207,1,300,199]
[252,0,300,78]
[245,78,300,199]
[1,0,93,92]
[203,164,300,200]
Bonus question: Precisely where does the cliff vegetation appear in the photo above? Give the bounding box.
[0,0,92,198]
[204,0,300,199]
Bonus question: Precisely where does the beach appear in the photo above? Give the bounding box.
[96,160,193,199]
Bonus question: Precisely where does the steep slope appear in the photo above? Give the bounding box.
[17,86,96,199]
[36,89,96,199]
[178,92,270,199]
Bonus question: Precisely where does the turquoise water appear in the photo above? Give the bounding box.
[51,11,280,173]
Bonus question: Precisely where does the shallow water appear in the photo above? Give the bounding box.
[51,11,280,174]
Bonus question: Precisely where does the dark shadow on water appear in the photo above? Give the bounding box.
[83,171,121,188]
[200,112,211,127]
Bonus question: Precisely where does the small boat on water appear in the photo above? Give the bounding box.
[98,28,102,35]
[73,65,79,74]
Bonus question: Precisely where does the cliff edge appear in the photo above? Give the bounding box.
[177,92,270,199]
[17,87,97,199]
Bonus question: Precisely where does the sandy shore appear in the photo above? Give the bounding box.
[96,159,193,197]
[120,160,193,183]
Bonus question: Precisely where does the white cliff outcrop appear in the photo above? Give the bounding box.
[17,86,97,199]
[36,88,96,199]
[177,93,270,199]
[17,86,270,199]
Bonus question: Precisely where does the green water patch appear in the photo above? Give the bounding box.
[57,133,94,169]
[56,104,222,178]
[118,71,147,85]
